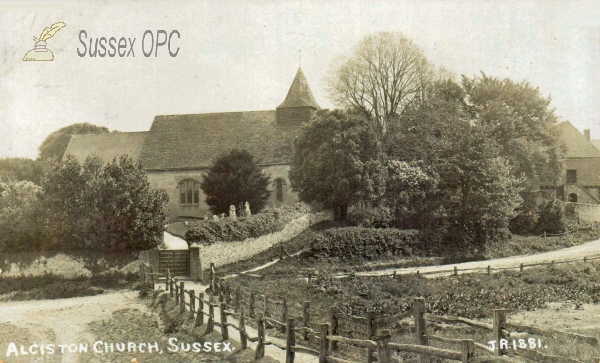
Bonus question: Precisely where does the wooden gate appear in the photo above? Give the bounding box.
[159,249,190,277]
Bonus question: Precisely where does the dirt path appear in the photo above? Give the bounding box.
[0,290,149,363]
[347,237,600,278]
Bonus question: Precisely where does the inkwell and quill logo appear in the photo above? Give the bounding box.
[23,22,66,61]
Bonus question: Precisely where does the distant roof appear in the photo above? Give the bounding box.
[559,121,600,158]
[63,132,148,164]
[591,139,600,152]
[139,111,300,170]
[277,68,321,110]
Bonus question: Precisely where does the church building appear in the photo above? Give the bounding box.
[63,67,321,220]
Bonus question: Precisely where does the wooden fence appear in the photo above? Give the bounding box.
[138,264,599,363]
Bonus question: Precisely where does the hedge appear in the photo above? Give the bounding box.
[184,209,300,246]
[310,227,421,259]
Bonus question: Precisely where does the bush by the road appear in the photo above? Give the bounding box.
[310,227,421,259]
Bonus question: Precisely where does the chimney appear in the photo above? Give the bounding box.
[584,129,591,141]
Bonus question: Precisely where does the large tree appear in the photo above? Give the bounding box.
[201,149,271,215]
[386,79,522,245]
[0,157,45,186]
[289,109,384,220]
[38,122,111,161]
[461,73,565,182]
[327,32,434,133]
[41,155,168,250]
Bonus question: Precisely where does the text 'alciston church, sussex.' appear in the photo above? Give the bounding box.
[64,67,600,221]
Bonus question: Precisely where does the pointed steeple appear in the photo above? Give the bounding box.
[276,68,320,126]
[277,67,321,110]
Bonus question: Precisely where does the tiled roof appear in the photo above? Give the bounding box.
[591,139,600,152]
[63,132,148,164]
[559,121,600,158]
[139,110,300,170]
[277,68,321,109]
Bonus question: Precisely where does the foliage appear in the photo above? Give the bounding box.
[41,155,169,250]
[289,109,384,220]
[347,206,393,228]
[0,158,45,187]
[310,227,421,259]
[535,198,567,234]
[201,149,271,215]
[184,208,301,245]
[462,73,565,182]
[509,193,540,235]
[327,31,434,133]
[38,122,111,161]
[386,79,522,245]
[0,179,44,251]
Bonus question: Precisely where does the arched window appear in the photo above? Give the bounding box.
[568,193,578,203]
[275,178,284,203]
[179,179,200,205]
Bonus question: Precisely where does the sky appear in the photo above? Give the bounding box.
[1,0,600,159]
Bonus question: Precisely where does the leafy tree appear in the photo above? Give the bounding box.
[462,73,565,182]
[0,158,45,186]
[327,32,434,133]
[41,155,168,250]
[201,149,271,215]
[289,109,384,220]
[0,179,43,251]
[38,122,110,161]
[386,79,522,245]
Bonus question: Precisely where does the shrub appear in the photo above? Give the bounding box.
[348,206,393,228]
[310,227,421,259]
[535,198,566,234]
[184,208,301,245]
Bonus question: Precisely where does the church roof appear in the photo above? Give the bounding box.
[63,132,148,164]
[559,121,600,158]
[277,68,321,110]
[139,110,301,170]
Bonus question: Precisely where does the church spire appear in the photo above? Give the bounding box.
[277,67,321,110]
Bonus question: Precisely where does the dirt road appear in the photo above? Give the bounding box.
[0,290,148,363]
[349,237,600,278]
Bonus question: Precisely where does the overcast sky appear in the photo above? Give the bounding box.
[1,0,600,159]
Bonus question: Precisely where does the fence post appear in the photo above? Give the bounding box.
[487,265,491,276]
[544,231,547,238]
[302,301,310,340]
[207,294,214,334]
[584,256,588,263]
[249,291,255,318]
[234,287,241,313]
[328,306,338,353]
[239,306,247,350]
[519,263,524,275]
[194,292,204,327]
[286,318,296,363]
[461,339,475,363]
[190,290,196,313]
[281,298,288,333]
[493,309,506,356]
[414,297,428,363]
[180,282,186,314]
[139,263,144,284]
[280,243,285,260]
[175,279,179,304]
[220,302,229,340]
[319,323,329,363]
[255,314,265,360]
[264,294,270,318]
[377,329,392,363]
[454,266,458,276]
[366,311,378,363]
[210,262,215,292]
[148,265,154,288]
